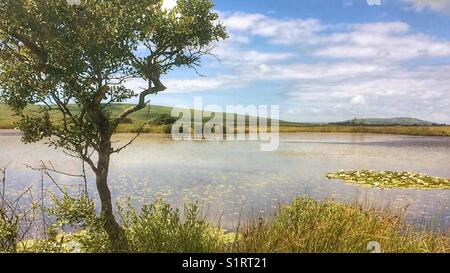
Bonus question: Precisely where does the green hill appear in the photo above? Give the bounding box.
[0,103,175,129]
[331,117,441,126]
[0,103,287,130]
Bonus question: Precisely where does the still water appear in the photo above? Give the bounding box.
[1,130,449,230]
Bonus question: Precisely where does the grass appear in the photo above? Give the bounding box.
[8,197,449,253]
[327,170,450,190]
[232,197,449,253]
[278,124,450,137]
[1,103,449,136]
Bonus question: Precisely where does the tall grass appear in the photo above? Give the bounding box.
[3,197,449,253]
[279,125,450,137]
[233,197,449,253]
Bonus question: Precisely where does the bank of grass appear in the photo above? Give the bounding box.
[114,123,450,137]
[233,197,449,253]
[9,197,449,253]
[279,124,450,137]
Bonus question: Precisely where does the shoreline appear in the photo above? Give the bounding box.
[2,125,450,137]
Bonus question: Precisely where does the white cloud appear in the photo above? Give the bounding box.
[284,63,450,122]
[124,76,241,94]
[247,63,385,81]
[163,77,239,93]
[350,95,366,105]
[315,22,450,60]
[404,0,450,14]
[212,43,294,66]
[223,12,324,45]
[223,12,450,61]
[125,12,450,122]
[352,22,410,34]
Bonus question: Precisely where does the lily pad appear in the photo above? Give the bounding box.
[326,170,450,190]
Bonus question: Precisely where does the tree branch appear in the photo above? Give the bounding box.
[113,77,166,127]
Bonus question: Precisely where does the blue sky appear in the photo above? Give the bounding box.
[129,0,450,123]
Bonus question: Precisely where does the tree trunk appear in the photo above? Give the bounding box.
[96,142,128,252]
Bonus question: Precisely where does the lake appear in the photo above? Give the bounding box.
[1,130,449,231]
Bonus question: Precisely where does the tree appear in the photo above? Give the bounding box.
[0,0,226,251]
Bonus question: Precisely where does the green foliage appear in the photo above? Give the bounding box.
[327,170,450,190]
[46,194,110,253]
[21,225,67,253]
[119,199,221,253]
[235,197,449,253]
[149,113,179,126]
[0,209,19,252]
[0,183,37,253]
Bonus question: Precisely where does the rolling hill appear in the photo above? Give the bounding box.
[0,103,289,129]
[330,117,441,126]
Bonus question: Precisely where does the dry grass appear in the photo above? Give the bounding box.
[232,197,449,253]
[279,125,450,137]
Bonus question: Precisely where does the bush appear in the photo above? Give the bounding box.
[0,185,37,253]
[119,199,222,253]
[0,209,19,252]
[46,194,110,253]
[149,114,178,126]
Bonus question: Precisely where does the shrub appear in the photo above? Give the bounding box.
[149,114,178,126]
[119,199,222,253]
[46,194,110,253]
[0,209,19,252]
[0,185,37,253]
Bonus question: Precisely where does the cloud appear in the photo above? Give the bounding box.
[223,12,450,61]
[223,12,324,45]
[124,76,242,94]
[163,77,240,93]
[249,63,384,81]
[350,95,366,105]
[284,63,450,122]
[212,43,295,66]
[352,22,410,34]
[125,12,450,123]
[404,0,450,14]
[314,22,450,60]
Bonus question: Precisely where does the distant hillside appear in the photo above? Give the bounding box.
[330,117,443,126]
[0,103,176,128]
[1,103,445,129]
[0,103,290,128]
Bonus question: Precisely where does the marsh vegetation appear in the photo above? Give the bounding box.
[2,193,448,253]
[327,170,450,190]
